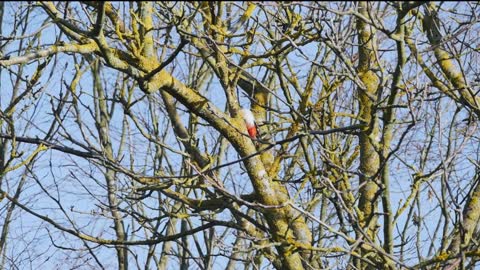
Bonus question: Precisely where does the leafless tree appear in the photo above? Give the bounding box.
[1,2,480,269]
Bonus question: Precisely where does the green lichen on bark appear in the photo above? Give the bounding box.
[356,5,380,239]
[354,2,383,269]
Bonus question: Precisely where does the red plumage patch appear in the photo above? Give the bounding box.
[247,126,257,139]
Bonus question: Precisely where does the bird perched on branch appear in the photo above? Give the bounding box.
[239,107,258,140]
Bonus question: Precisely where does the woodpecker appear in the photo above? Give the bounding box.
[239,108,258,140]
